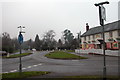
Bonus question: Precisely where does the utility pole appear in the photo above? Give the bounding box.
[94,1,109,80]
[18,26,25,74]
[77,31,81,49]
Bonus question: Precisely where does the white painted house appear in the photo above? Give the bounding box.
[75,20,120,56]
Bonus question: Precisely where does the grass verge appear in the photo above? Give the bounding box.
[2,71,50,78]
[3,53,32,58]
[66,50,75,52]
[45,51,87,59]
[64,75,119,80]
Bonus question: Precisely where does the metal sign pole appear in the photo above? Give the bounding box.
[117,38,120,79]
[19,32,22,74]
[99,5,106,80]
[19,38,22,74]
[102,19,106,80]
[94,1,109,80]
[18,26,25,75]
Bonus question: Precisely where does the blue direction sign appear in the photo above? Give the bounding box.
[18,33,23,44]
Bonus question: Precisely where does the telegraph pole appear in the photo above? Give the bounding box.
[94,1,109,80]
[77,31,81,49]
[18,26,25,74]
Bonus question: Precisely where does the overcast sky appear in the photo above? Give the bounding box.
[0,0,119,41]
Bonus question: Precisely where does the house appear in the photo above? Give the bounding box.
[81,20,120,50]
[75,20,120,56]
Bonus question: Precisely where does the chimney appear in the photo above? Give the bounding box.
[86,23,89,31]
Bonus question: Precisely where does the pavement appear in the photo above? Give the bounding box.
[2,51,119,78]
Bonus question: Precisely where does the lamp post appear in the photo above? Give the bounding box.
[94,1,109,80]
[18,26,25,74]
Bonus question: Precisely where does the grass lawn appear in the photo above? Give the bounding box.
[66,50,75,52]
[3,53,32,58]
[2,71,50,78]
[45,51,87,59]
[13,50,19,53]
[64,75,119,80]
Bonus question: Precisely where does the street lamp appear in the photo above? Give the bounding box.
[94,1,109,80]
[18,26,25,74]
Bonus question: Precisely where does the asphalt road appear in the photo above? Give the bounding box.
[2,51,119,78]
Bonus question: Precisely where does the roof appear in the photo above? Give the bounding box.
[81,20,120,37]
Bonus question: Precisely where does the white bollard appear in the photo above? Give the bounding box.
[7,53,10,57]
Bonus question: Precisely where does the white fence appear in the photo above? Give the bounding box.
[75,49,119,56]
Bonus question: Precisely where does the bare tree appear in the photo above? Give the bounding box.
[42,30,56,50]
[2,32,13,53]
[43,30,56,41]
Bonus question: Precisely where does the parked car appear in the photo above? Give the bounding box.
[32,48,36,51]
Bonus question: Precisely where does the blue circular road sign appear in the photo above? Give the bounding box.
[18,33,23,44]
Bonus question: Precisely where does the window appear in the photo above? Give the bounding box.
[109,31,113,37]
[92,35,95,40]
[96,34,101,38]
[88,36,90,40]
[118,30,120,36]
[101,33,103,38]
[84,37,86,41]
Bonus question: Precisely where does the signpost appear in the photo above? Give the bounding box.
[18,33,23,44]
[101,5,106,21]
[18,26,25,74]
[94,1,109,80]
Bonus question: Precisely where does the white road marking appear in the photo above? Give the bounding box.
[33,65,38,67]
[4,63,42,73]
[72,60,79,61]
[22,68,26,70]
[10,70,17,72]
[27,66,32,68]
[3,72,8,73]
[38,63,42,65]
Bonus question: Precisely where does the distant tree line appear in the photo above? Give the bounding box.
[1,32,19,53]
[1,29,81,53]
[57,29,79,50]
